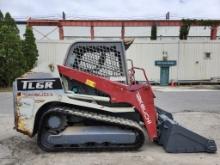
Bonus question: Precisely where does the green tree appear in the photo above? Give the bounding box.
[22,26,38,70]
[150,25,157,40]
[0,11,3,21]
[4,12,19,34]
[0,10,3,27]
[179,20,191,40]
[0,12,25,87]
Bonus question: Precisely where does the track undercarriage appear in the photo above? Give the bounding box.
[38,106,145,151]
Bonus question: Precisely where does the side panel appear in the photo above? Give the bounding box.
[14,78,64,136]
[13,77,136,137]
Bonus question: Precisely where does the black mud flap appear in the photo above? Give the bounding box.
[156,107,217,153]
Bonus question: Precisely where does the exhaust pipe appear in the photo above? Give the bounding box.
[156,107,217,153]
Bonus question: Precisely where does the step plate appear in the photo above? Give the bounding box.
[48,126,136,145]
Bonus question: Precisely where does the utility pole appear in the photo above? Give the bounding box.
[166,12,170,20]
[62,12,66,20]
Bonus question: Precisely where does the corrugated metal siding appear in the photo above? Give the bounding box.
[95,27,121,37]
[177,41,220,80]
[64,27,90,36]
[16,26,220,41]
[126,41,178,81]
[17,25,220,41]
[125,27,151,37]
[35,40,220,82]
[187,36,210,40]
[35,41,72,75]
[217,27,220,37]
[17,25,26,39]
[157,26,179,37]
[32,26,59,40]
[188,26,211,36]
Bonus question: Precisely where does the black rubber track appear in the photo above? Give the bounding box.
[37,106,146,152]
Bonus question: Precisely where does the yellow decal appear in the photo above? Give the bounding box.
[85,79,96,88]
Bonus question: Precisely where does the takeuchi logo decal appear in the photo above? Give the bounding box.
[136,92,152,125]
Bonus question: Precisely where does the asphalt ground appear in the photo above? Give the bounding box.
[154,90,220,113]
[0,89,220,165]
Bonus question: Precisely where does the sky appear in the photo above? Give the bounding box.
[1,0,220,20]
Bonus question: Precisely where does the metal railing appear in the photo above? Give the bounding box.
[127,59,150,85]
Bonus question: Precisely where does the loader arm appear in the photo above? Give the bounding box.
[58,65,158,141]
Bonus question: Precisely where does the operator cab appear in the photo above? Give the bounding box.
[62,41,129,95]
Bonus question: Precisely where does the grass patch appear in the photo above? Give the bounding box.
[0,87,12,92]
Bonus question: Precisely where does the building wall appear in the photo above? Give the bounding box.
[125,27,151,37]
[17,25,220,41]
[126,40,220,82]
[34,40,71,76]
[35,40,220,82]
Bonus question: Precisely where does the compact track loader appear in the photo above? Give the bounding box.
[13,41,217,153]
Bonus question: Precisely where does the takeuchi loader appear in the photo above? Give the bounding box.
[13,41,217,153]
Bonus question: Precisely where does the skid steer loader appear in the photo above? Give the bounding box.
[13,41,217,153]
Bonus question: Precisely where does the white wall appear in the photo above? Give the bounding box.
[95,27,121,37]
[17,25,220,41]
[157,26,179,37]
[126,41,178,81]
[35,40,220,82]
[34,40,71,76]
[32,26,59,40]
[126,40,220,82]
[64,26,90,37]
[125,27,151,37]
[17,25,26,39]
[188,26,211,36]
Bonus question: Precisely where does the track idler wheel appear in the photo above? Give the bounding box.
[37,112,68,152]
[47,114,67,133]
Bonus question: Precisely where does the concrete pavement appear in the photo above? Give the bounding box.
[0,90,220,165]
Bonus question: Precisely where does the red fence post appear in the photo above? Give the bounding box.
[121,23,125,39]
[90,25,94,40]
[58,25,64,40]
[210,26,218,40]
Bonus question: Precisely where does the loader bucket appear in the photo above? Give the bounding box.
[156,107,217,153]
